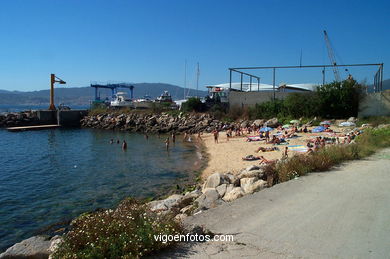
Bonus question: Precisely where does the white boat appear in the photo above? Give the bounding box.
[110,92,133,107]
[133,95,154,109]
[155,91,174,103]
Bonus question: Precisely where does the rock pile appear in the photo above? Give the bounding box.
[147,165,270,221]
[81,112,284,134]
[81,112,231,133]
[0,112,39,128]
[0,235,62,259]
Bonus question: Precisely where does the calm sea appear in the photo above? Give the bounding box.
[0,127,200,252]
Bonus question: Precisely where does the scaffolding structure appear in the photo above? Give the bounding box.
[229,63,384,99]
[90,83,135,101]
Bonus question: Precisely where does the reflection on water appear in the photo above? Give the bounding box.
[0,128,199,251]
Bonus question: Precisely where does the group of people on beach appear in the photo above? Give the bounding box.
[239,122,363,165]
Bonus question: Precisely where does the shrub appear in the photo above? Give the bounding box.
[246,80,365,120]
[181,97,204,112]
[52,198,182,258]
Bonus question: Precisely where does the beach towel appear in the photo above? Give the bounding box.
[247,136,263,141]
[260,127,273,132]
[312,126,325,133]
[288,145,308,152]
[339,121,356,127]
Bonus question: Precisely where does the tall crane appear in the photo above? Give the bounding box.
[323,30,341,82]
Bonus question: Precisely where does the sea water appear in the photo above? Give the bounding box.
[0,128,200,251]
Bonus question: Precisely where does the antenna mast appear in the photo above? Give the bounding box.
[196,62,200,98]
[184,60,187,99]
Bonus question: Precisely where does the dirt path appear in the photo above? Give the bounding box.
[166,148,390,258]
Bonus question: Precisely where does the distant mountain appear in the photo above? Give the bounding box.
[368,79,390,93]
[0,83,208,105]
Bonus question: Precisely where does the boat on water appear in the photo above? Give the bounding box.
[155,91,174,103]
[133,95,154,109]
[110,92,133,107]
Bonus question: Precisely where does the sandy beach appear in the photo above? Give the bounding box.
[200,127,348,179]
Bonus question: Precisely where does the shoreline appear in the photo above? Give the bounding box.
[0,130,205,254]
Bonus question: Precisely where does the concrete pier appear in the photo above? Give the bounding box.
[6,109,88,131]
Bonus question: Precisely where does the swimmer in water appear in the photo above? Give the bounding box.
[122,140,127,150]
[165,137,170,150]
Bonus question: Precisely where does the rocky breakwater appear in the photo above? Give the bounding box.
[80,112,286,134]
[81,112,232,133]
[0,111,39,128]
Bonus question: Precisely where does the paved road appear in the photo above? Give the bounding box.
[169,149,390,258]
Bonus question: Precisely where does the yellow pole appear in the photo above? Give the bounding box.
[49,73,56,110]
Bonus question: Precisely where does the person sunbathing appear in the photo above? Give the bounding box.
[255,146,278,152]
[259,156,278,165]
[242,155,261,161]
[306,148,314,155]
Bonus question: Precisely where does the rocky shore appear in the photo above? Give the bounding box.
[0,111,40,128]
[0,165,271,258]
[80,111,282,133]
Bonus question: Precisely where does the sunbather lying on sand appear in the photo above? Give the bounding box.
[242,155,261,161]
[255,146,279,152]
[259,156,278,165]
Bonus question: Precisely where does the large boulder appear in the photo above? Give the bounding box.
[265,118,279,128]
[238,169,264,180]
[253,119,265,127]
[216,184,227,197]
[203,173,224,191]
[225,184,234,195]
[222,187,244,202]
[240,177,257,193]
[243,179,267,194]
[176,190,201,209]
[0,236,51,259]
[195,189,220,210]
[149,194,183,212]
[246,165,261,171]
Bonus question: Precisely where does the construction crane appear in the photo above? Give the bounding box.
[49,74,66,110]
[323,30,341,82]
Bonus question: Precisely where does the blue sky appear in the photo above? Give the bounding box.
[0,0,389,91]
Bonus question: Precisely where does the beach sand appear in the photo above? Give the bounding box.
[200,127,348,179]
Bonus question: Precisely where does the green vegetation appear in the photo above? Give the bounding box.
[274,126,390,182]
[247,79,364,120]
[52,198,182,259]
[181,97,204,112]
[356,116,390,127]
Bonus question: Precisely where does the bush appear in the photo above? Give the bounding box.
[181,98,204,112]
[316,79,364,118]
[52,198,182,258]
[247,79,365,120]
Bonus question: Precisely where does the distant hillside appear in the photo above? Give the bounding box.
[0,83,208,105]
[368,79,390,93]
